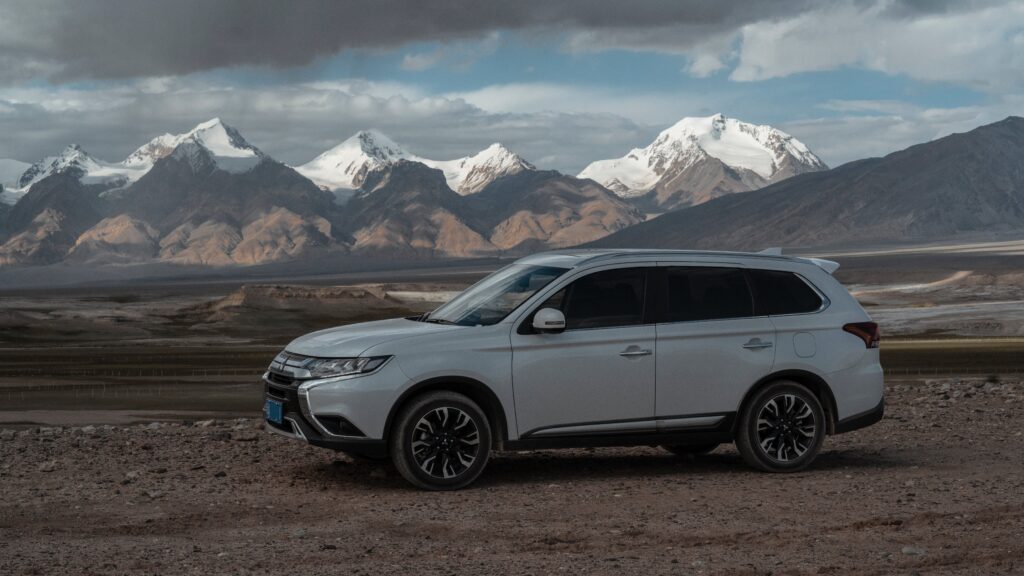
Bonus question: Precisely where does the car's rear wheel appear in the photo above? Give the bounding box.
[736,380,825,472]
[662,443,719,457]
[390,391,491,490]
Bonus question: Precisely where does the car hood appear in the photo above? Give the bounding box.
[285,318,455,358]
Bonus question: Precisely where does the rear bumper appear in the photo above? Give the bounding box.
[835,396,884,434]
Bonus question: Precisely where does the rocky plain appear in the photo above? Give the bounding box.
[2,378,1023,575]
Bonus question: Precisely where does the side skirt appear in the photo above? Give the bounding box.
[505,413,736,451]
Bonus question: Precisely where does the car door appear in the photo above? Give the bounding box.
[510,266,656,438]
[655,265,775,424]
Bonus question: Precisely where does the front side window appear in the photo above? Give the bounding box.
[426,264,567,326]
[665,267,753,322]
[539,267,647,330]
[748,269,823,315]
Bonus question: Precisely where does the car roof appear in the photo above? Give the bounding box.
[515,249,839,274]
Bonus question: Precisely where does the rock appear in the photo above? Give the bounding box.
[214,471,227,478]
[231,431,259,442]
[320,543,337,551]
[38,461,58,472]
[0,429,15,441]
[81,425,97,436]
[145,490,163,500]
[196,420,216,428]
[902,546,926,556]
[145,422,163,431]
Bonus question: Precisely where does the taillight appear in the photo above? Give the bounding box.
[843,322,880,349]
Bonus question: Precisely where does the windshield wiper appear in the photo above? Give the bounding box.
[422,317,458,325]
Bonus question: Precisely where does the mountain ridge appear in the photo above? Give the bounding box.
[588,116,1024,251]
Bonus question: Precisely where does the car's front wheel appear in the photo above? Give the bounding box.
[390,391,492,490]
[735,380,826,472]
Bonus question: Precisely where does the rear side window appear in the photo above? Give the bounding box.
[748,269,823,315]
[665,267,754,322]
[541,267,647,330]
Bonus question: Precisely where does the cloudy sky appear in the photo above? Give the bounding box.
[0,0,1022,173]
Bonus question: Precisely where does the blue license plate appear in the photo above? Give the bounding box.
[264,399,284,424]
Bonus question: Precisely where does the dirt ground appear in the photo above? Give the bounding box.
[2,378,1023,576]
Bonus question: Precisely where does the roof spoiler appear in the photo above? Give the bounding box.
[757,247,840,274]
[806,257,840,274]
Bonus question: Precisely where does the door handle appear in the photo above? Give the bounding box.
[619,348,653,357]
[742,339,774,350]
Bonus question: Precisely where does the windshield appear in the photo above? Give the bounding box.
[425,264,568,327]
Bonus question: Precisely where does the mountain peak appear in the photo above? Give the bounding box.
[294,129,411,191]
[124,118,263,174]
[15,144,103,189]
[194,117,225,130]
[348,129,408,160]
[579,113,826,207]
[296,133,537,195]
[418,143,534,195]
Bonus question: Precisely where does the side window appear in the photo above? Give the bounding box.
[542,268,647,330]
[665,267,753,322]
[748,269,823,315]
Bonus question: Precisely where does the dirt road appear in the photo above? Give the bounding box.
[3,378,1023,575]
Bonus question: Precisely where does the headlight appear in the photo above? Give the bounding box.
[306,356,390,379]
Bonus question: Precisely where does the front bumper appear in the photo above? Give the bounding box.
[263,375,387,458]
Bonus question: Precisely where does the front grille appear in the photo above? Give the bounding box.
[266,371,297,387]
[266,385,290,401]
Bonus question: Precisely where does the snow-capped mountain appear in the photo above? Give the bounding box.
[1,145,147,205]
[295,130,411,192]
[423,143,535,195]
[123,118,265,174]
[0,119,267,206]
[295,130,534,195]
[579,114,827,210]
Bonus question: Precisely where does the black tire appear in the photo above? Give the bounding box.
[389,391,491,490]
[735,380,825,472]
[662,443,719,457]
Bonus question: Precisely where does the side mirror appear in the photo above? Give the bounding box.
[532,308,566,333]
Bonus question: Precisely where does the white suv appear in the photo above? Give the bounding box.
[263,250,883,490]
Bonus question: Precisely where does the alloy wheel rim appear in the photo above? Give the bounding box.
[756,394,817,463]
[411,406,480,479]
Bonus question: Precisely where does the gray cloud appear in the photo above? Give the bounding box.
[0,0,810,82]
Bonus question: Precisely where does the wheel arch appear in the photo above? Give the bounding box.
[384,376,510,448]
[738,369,839,434]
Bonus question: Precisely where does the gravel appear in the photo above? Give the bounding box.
[2,378,1023,575]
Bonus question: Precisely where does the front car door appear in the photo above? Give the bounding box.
[655,265,776,425]
[510,266,657,438]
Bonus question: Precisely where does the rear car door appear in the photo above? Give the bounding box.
[510,266,657,438]
[654,265,775,422]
